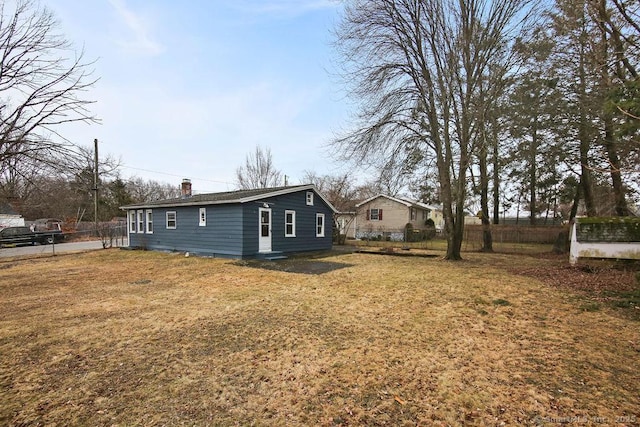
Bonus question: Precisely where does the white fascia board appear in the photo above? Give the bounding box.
[119,184,340,213]
[355,194,412,208]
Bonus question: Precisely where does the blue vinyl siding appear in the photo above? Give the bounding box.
[128,205,244,258]
[127,188,333,259]
[241,190,333,255]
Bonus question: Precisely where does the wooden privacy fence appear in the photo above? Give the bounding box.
[355,224,565,245]
[464,224,564,244]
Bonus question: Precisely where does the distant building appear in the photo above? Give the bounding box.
[0,201,25,229]
[354,194,443,240]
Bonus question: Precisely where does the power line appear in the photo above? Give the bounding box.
[119,164,235,186]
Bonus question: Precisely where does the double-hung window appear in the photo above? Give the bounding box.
[370,208,380,221]
[285,210,296,237]
[137,210,144,233]
[316,213,325,237]
[166,211,177,229]
[146,210,153,233]
[129,211,136,233]
[306,191,314,206]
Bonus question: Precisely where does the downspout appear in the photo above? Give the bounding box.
[126,210,131,247]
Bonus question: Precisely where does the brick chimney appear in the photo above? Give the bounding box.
[181,179,192,197]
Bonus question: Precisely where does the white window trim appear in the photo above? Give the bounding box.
[285,210,296,237]
[129,211,136,233]
[370,208,380,221]
[199,207,206,227]
[316,213,325,237]
[137,210,144,233]
[145,209,153,234]
[166,211,177,229]
[306,191,314,206]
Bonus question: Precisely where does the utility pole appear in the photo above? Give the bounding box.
[93,138,99,233]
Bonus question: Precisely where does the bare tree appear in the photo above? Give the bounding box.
[126,177,181,203]
[235,145,283,189]
[302,170,359,212]
[303,170,361,244]
[333,0,539,260]
[0,0,98,182]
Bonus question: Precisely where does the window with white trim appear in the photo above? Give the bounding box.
[410,208,416,221]
[370,208,380,221]
[199,208,206,227]
[146,209,153,233]
[316,213,325,237]
[306,191,314,206]
[129,211,136,233]
[137,210,144,233]
[166,211,177,229]
[285,210,296,237]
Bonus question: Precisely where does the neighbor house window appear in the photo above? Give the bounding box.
[129,211,136,233]
[410,208,416,221]
[368,208,382,221]
[137,210,144,233]
[199,208,206,227]
[146,209,153,234]
[166,211,177,229]
[306,191,314,206]
[316,213,325,237]
[285,210,296,237]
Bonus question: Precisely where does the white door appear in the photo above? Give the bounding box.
[258,208,272,252]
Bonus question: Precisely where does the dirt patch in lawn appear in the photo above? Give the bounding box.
[235,259,354,275]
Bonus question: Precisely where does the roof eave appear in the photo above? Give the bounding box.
[120,184,339,213]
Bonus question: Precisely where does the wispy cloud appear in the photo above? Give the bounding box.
[108,0,163,55]
[232,0,339,17]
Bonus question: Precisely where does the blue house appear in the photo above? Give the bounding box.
[121,182,336,259]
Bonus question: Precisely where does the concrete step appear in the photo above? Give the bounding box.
[256,251,288,261]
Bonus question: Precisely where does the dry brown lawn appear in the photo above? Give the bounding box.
[0,250,638,426]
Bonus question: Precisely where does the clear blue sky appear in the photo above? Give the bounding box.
[45,0,352,193]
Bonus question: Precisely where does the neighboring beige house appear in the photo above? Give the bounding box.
[354,195,444,240]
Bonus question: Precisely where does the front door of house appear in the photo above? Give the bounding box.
[258,208,272,252]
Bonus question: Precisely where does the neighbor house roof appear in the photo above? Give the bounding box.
[120,184,338,212]
[355,194,442,212]
[0,201,20,216]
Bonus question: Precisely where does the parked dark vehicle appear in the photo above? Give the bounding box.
[0,226,64,247]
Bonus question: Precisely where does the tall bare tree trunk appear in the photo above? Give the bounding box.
[596,0,629,216]
[577,12,597,216]
[492,118,501,225]
[479,141,493,252]
[529,119,539,225]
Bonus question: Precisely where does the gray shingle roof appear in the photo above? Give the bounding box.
[120,184,337,212]
[0,201,19,216]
